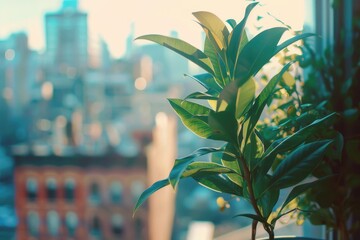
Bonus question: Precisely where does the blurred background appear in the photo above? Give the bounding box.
[0,0,337,239]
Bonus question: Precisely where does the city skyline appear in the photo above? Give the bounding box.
[0,0,305,58]
[0,1,344,239]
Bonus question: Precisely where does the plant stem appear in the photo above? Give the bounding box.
[265,226,274,240]
[239,156,262,217]
[251,220,258,240]
[237,155,273,239]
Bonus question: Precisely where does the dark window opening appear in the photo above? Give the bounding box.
[89,182,101,205]
[46,178,57,202]
[26,178,38,202]
[109,181,122,204]
[90,216,102,237]
[111,214,124,236]
[64,178,75,203]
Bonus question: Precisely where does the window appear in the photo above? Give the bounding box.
[26,178,38,202]
[46,178,57,202]
[47,210,60,236]
[65,211,78,236]
[89,182,101,205]
[27,211,40,236]
[109,181,123,204]
[64,178,75,202]
[90,216,101,238]
[111,214,124,236]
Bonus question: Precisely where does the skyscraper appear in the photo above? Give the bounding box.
[45,0,88,73]
[1,32,32,117]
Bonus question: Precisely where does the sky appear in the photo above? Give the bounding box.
[0,0,305,58]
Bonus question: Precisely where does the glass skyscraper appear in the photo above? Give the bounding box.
[45,0,88,73]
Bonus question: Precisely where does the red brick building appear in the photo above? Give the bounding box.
[14,153,148,240]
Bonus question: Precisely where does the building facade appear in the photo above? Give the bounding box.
[14,154,148,240]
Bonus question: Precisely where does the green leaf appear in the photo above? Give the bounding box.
[241,179,251,202]
[193,11,229,52]
[258,113,337,175]
[238,118,251,154]
[221,144,243,187]
[235,77,256,119]
[309,208,335,226]
[278,176,337,216]
[136,34,214,75]
[228,2,258,73]
[193,173,243,196]
[253,175,279,218]
[244,62,293,144]
[275,33,315,56]
[216,78,255,114]
[184,92,218,101]
[226,19,237,29]
[185,73,222,94]
[168,99,213,138]
[210,148,224,164]
[184,162,236,177]
[169,147,224,188]
[269,140,333,189]
[133,179,169,215]
[204,36,227,87]
[244,130,264,170]
[193,11,232,86]
[234,27,287,86]
[134,162,240,215]
[215,80,237,112]
[217,28,288,114]
[168,98,210,116]
[259,188,279,218]
[208,110,239,143]
[216,76,255,115]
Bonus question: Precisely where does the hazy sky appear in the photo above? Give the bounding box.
[0,0,304,57]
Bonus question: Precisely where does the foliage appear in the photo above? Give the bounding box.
[288,11,360,239]
[259,5,360,239]
[133,3,335,239]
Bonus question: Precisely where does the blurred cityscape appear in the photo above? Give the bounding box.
[0,0,254,239]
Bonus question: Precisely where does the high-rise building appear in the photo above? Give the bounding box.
[0,32,33,117]
[45,0,88,73]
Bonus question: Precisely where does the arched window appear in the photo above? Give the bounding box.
[46,178,57,202]
[47,210,60,236]
[26,178,38,202]
[65,211,78,236]
[64,178,75,202]
[109,181,123,204]
[27,211,40,236]
[90,216,102,237]
[89,182,101,205]
[111,214,124,236]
